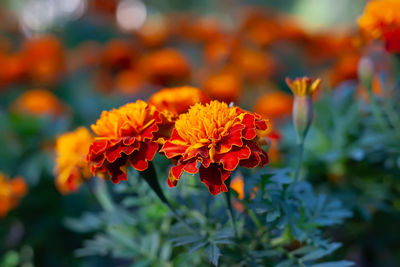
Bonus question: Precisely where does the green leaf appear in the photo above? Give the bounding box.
[310,261,354,267]
[207,243,221,266]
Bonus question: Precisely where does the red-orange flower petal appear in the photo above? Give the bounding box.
[87,100,175,183]
[160,101,269,195]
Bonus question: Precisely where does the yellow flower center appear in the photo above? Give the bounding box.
[91,100,158,138]
[175,101,242,145]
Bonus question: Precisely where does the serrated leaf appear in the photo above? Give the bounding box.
[188,241,208,254]
[310,260,354,267]
[275,259,295,267]
[170,235,203,247]
[266,210,280,222]
[207,243,221,266]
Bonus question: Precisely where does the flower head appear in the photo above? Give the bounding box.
[23,35,65,84]
[149,86,210,115]
[161,101,269,195]
[286,77,321,96]
[358,0,400,39]
[204,70,242,104]
[0,173,27,218]
[286,77,320,143]
[54,127,93,194]
[358,0,400,52]
[87,100,175,183]
[138,49,190,85]
[253,91,293,119]
[12,89,63,117]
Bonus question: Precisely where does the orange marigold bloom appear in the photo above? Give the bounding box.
[149,86,210,115]
[0,52,26,87]
[54,127,93,194]
[138,49,190,85]
[230,175,245,200]
[114,69,144,95]
[87,100,175,183]
[253,91,293,119]
[358,0,400,52]
[358,0,400,39]
[161,101,269,195]
[100,40,135,70]
[204,70,242,104]
[136,16,170,47]
[330,54,360,87]
[22,35,65,84]
[12,89,63,116]
[0,173,27,218]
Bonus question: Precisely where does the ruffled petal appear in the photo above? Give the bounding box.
[199,164,230,195]
[214,145,251,171]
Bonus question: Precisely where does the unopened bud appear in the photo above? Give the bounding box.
[358,57,374,89]
[286,77,321,143]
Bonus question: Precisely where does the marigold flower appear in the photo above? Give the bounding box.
[149,86,210,115]
[138,49,190,85]
[232,48,274,82]
[330,54,360,87]
[100,40,135,70]
[87,100,175,183]
[161,101,269,195]
[253,91,293,119]
[286,77,321,143]
[54,127,93,194]
[204,70,242,104]
[136,16,170,47]
[12,89,63,116]
[0,173,27,218]
[114,69,144,95]
[230,175,245,200]
[358,0,400,39]
[0,52,26,87]
[22,35,65,84]
[358,0,400,52]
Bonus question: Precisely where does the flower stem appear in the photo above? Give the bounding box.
[139,162,195,233]
[293,141,304,182]
[224,177,238,238]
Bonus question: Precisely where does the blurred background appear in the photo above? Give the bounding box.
[4,0,400,266]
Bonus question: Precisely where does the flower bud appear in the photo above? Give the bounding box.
[358,56,374,89]
[286,77,321,143]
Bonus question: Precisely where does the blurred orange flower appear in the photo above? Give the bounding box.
[230,175,245,200]
[114,69,144,95]
[204,70,242,104]
[0,173,27,218]
[330,54,360,87]
[203,36,232,65]
[87,100,175,183]
[232,48,274,82]
[358,0,400,52]
[12,89,63,116]
[0,52,26,87]
[253,91,293,119]
[100,40,135,70]
[23,35,65,84]
[149,86,210,115]
[161,101,269,195]
[136,16,170,47]
[138,48,190,85]
[54,127,93,194]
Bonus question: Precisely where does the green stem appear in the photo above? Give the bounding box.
[224,177,238,238]
[365,79,391,132]
[139,162,195,233]
[293,142,304,182]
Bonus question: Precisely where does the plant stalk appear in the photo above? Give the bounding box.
[139,162,195,233]
[224,177,238,238]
